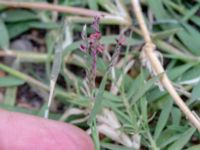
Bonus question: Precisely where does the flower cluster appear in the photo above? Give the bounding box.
[80,16,104,54]
[80,16,104,88]
[80,16,127,90]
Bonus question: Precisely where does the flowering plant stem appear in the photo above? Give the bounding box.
[132,0,200,131]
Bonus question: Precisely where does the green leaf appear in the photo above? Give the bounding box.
[98,0,118,14]
[7,22,30,38]
[0,18,9,49]
[171,107,181,126]
[101,143,135,150]
[7,21,59,39]
[168,127,196,150]
[88,0,98,10]
[147,0,171,20]
[37,104,48,116]
[191,81,200,101]
[130,74,161,105]
[140,97,148,124]
[148,0,200,56]
[88,73,108,124]
[0,76,24,87]
[29,22,60,29]
[190,15,200,27]
[0,103,37,115]
[185,145,200,150]
[177,23,200,55]
[182,4,200,22]
[4,87,17,106]
[45,31,57,78]
[127,72,144,100]
[2,10,38,22]
[153,28,182,40]
[154,97,173,140]
[180,65,200,82]
[167,63,193,81]
[157,129,181,149]
[91,120,100,150]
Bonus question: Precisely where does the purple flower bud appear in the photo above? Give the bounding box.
[89,32,101,42]
[97,44,104,53]
[91,16,100,32]
[80,44,87,52]
[81,25,87,41]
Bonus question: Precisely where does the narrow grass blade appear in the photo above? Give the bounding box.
[45,43,63,118]
[0,18,9,49]
[88,72,108,124]
[180,65,200,83]
[185,145,200,150]
[88,0,98,10]
[91,120,100,150]
[140,97,148,124]
[4,87,17,106]
[147,0,171,20]
[130,74,161,106]
[2,9,38,22]
[191,81,200,101]
[154,96,173,140]
[101,143,135,150]
[182,4,200,22]
[0,76,24,87]
[171,107,181,126]
[7,22,31,38]
[168,127,196,150]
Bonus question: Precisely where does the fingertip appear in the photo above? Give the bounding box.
[0,109,94,150]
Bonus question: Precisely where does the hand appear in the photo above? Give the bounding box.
[0,109,94,150]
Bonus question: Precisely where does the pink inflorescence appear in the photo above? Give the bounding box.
[80,16,105,76]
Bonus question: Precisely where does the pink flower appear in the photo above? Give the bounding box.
[89,32,101,42]
[80,44,87,52]
[96,44,104,53]
[80,16,105,80]
[80,16,104,54]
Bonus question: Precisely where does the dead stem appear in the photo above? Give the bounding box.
[0,0,109,17]
[132,0,200,131]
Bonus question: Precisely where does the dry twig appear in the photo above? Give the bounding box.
[0,0,109,17]
[132,0,200,131]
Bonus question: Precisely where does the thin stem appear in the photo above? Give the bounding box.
[0,1,109,17]
[132,0,151,43]
[0,50,83,66]
[0,1,131,25]
[0,50,50,63]
[132,0,200,131]
[147,131,159,150]
[0,63,48,90]
[67,16,130,25]
[44,80,55,118]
